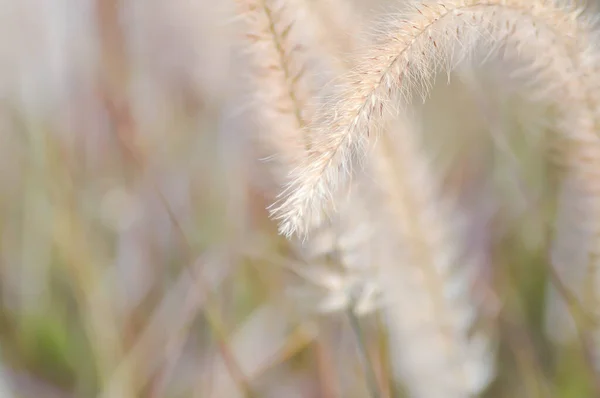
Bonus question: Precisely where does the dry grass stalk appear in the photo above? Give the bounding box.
[238,0,600,391]
[262,1,497,394]
[270,0,600,241]
[260,0,600,390]
[267,3,600,372]
[304,1,496,393]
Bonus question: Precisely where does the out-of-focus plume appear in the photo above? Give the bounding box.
[233,0,323,187]
[366,117,495,397]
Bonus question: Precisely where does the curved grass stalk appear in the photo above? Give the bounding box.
[270,0,600,241]
[297,1,498,392]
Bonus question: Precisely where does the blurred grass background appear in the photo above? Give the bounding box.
[0,0,599,397]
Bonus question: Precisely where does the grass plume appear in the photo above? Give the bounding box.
[271,0,600,240]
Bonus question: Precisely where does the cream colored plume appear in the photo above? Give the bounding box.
[270,0,600,241]
[365,117,495,397]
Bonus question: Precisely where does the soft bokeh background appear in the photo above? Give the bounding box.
[0,0,599,397]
